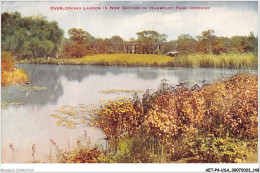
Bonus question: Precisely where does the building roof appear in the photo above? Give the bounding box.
[166,51,179,55]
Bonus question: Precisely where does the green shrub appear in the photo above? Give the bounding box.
[171,134,257,163]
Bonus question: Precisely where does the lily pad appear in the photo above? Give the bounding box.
[1,99,22,109]
[20,86,48,91]
[50,104,92,129]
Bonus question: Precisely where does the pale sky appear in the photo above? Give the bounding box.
[1,1,258,41]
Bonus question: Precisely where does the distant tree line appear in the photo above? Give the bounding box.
[62,28,257,57]
[1,12,258,59]
[170,30,258,55]
[60,28,125,58]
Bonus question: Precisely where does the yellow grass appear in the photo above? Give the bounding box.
[18,53,257,69]
[1,69,30,86]
[19,54,174,67]
[77,54,174,66]
[174,53,257,69]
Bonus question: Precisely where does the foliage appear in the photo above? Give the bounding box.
[171,134,258,163]
[60,28,125,58]
[48,134,109,163]
[89,98,143,152]
[169,30,257,55]
[1,69,30,86]
[59,28,95,58]
[202,74,258,139]
[1,12,64,58]
[135,30,168,54]
[230,33,258,53]
[1,51,15,72]
[54,147,103,163]
[59,28,257,56]
[137,30,167,44]
[142,73,258,140]
[196,29,216,53]
[175,34,196,54]
[104,35,125,54]
[1,52,30,86]
[110,135,159,163]
[89,73,258,163]
[60,41,95,58]
[60,28,167,58]
[68,28,92,44]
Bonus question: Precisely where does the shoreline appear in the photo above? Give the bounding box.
[16,53,258,70]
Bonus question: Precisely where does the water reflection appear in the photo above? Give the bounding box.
[2,65,64,107]
[2,65,170,107]
[59,65,163,81]
[2,64,256,107]
[173,68,257,86]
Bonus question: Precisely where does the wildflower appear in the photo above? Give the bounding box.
[9,143,14,151]
[32,144,35,157]
[77,139,81,145]
[50,139,57,146]
[9,143,15,163]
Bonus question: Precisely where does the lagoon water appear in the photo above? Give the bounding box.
[1,64,256,163]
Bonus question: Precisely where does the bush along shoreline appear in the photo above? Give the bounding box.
[1,52,30,86]
[21,73,257,163]
[17,53,258,69]
[87,73,258,163]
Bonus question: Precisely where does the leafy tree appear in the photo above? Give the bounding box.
[212,37,231,54]
[230,36,250,53]
[60,28,96,58]
[1,12,22,39]
[104,35,125,53]
[93,38,108,54]
[111,35,124,44]
[129,37,136,43]
[247,32,258,54]
[136,30,167,44]
[136,30,167,54]
[175,34,196,54]
[46,21,64,57]
[1,12,64,59]
[68,28,92,44]
[196,29,216,53]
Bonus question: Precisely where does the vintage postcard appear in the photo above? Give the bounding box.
[1,0,259,172]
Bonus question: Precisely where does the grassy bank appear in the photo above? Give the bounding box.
[1,52,30,86]
[174,53,258,69]
[20,73,257,163]
[18,54,173,66]
[18,53,257,69]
